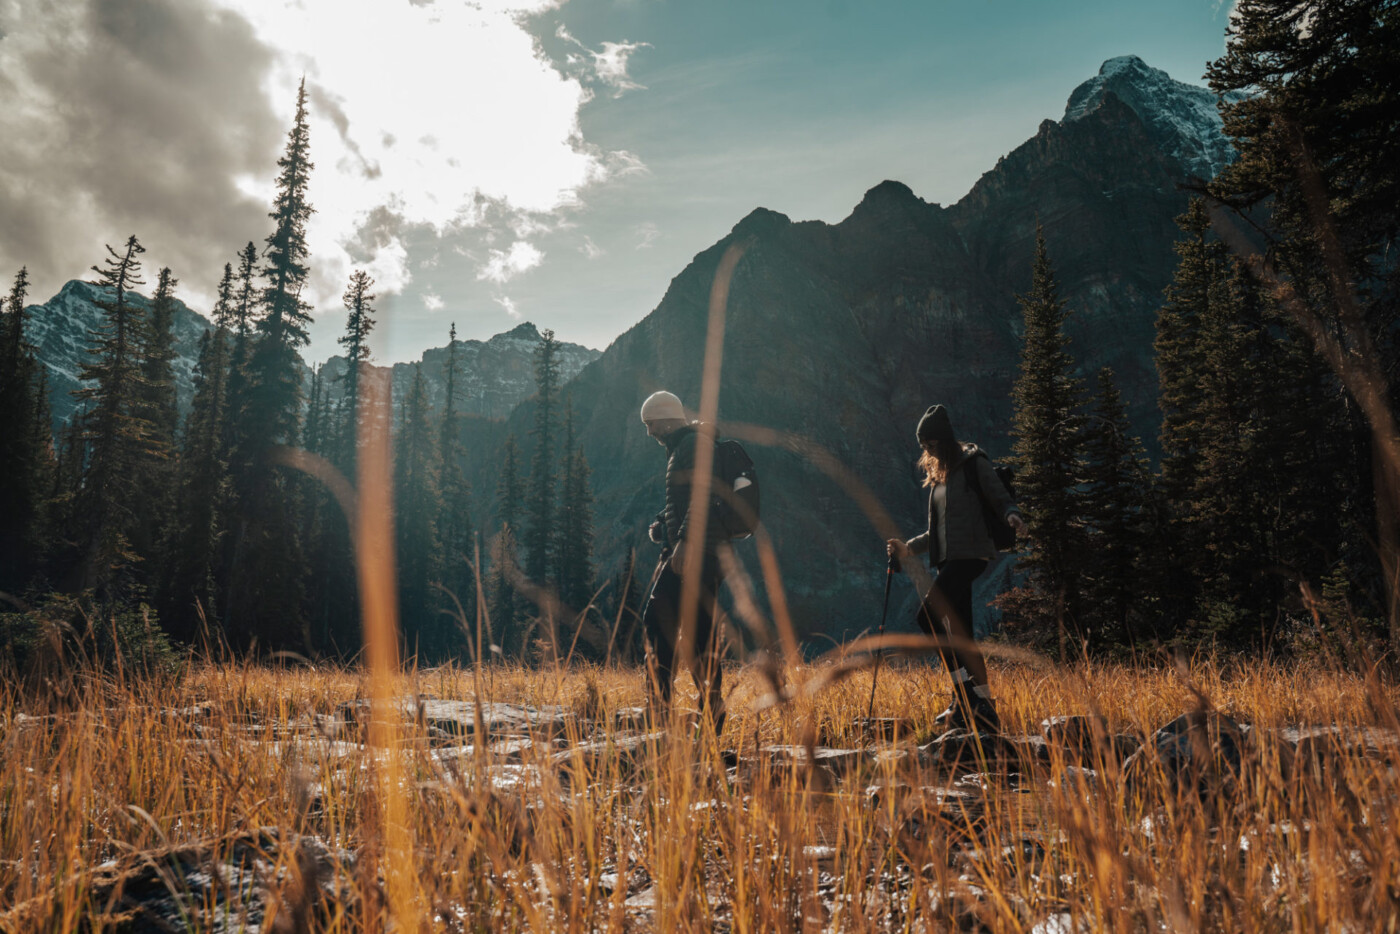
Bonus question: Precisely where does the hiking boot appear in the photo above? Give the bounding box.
[932,697,961,729]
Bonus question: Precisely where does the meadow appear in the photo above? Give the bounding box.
[2,650,1397,932]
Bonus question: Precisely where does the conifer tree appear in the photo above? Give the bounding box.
[74,235,152,600]
[555,398,595,613]
[335,270,376,473]
[1003,227,1086,659]
[162,268,233,641]
[438,323,476,634]
[396,364,444,657]
[489,433,524,648]
[525,329,561,582]
[133,267,180,566]
[0,266,49,592]
[224,242,259,456]
[1078,368,1151,650]
[226,81,315,648]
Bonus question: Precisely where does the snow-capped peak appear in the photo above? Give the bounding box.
[1063,55,1239,181]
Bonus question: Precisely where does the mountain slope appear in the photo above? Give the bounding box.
[498,56,1229,641]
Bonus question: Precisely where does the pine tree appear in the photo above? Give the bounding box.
[133,267,180,566]
[525,329,561,582]
[555,398,595,613]
[1209,0,1400,644]
[335,270,376,474]
[1151,199,1231,635]
[489,434,525,649]
[1078,368,1152,651]
[224,241,259,457]
[225,81,316,649]
[162,269,233,642]
[437,323,476,637]
[1003,227,1087,659]
[74,235,152,601]
[0,266,50,592]
[395,364,444,657]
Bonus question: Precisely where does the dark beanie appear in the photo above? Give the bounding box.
[916,404,955,444]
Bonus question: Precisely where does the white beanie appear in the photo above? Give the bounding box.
[640,390,685,423]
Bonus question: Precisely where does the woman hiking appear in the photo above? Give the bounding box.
[886,404,1025,735]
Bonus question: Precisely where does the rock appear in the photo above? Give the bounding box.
[1122,710,1248,797]
[337,698,572,739]
[0,829,353,931]
[917,730,1022,770]
[1041,715,1140,766]
[551,731,667,776]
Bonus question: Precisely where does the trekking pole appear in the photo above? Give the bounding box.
[865,553,900,724]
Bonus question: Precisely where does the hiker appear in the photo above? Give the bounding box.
[639,390,728,732]
[886,404,1025,735]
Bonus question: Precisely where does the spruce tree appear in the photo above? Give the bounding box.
[0,267,49,592]
[133,267,180,567]
[555,398,595,613]
[525,329,561,583]
[1079,368,1151,651]
[438,323,476,636]
[395,364,444,657]
[1003,227,1087,659]
[226,81,315,649]
[335,270,376,473]
[489,434,524,649]
[74,236,152,601]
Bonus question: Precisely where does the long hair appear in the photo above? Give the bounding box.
[918,437,963,488]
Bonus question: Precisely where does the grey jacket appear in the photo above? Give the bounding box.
[907,444,1020,564]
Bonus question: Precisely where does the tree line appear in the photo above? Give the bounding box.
[1002,0,1398,659]
[0,81,607,668]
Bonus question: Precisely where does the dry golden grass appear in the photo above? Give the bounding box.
[1,654,1398,932]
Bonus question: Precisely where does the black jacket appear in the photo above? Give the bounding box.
[656,423,725,551]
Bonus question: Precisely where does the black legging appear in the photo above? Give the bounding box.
[916,558,990,696]
[643,553,726,729]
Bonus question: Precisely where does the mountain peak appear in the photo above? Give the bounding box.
[859,179,919,206]
[1062,55,1236,180]
[497,321,543,342]
[730,206,791,238]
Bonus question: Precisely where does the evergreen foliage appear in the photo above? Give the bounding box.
[396,364,445,657]
[556,398,596,614]
[490,434,525,648]
[1078,368,1152,651]
[437,323,476,635]
[160,268,234,642]
[74,236,152,602]
[225,81,316,649]
[335,270,376,473]
[1002,228,1087,659]
[525,330,561,582]
[0,266,52,593]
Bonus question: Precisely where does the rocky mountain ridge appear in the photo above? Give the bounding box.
[487,55,1234,642]
[24,286,598,428]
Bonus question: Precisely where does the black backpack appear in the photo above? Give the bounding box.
[966,453,1018,551]
[711,439,761,539]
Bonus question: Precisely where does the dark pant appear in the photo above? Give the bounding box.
[643,553,726,730]
[916,558,991,702]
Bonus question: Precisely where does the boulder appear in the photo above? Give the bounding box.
[1121,710,1248,797]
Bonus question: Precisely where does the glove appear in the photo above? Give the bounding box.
[648,519,665,544]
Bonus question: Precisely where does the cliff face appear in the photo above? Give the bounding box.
[496,57,1227,641]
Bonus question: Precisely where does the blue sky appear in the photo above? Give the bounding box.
[0,0,1236,363]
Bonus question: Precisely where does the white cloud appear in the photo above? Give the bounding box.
[555,26,650,98]
[422,292,445,311]
[496,295,522,319]
[634,221,661,250]
[477,241,544,283]
[211,0,638,305]
[579,236,605,259]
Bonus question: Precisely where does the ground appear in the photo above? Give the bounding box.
[1,656,1398,931]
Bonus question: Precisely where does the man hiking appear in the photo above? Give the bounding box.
[639,390,728,733]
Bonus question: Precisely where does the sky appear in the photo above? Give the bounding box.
[0,0,1237,365]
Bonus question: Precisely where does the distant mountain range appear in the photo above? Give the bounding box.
[490,55,1234,641]
[26,55,1230,646]
[24,287,599,429]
